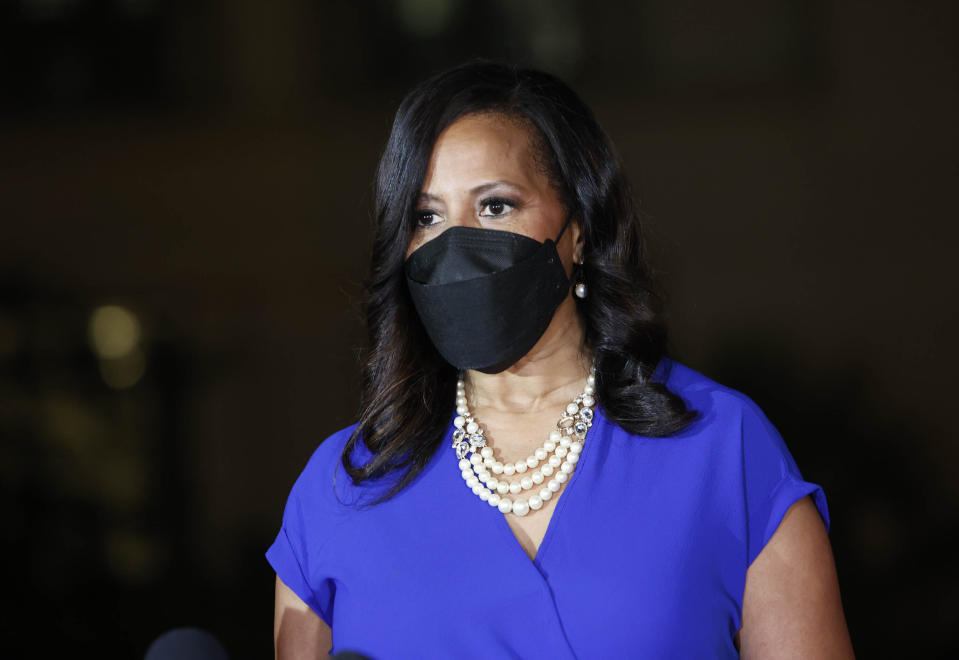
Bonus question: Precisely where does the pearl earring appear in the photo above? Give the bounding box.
[573,260,587,298]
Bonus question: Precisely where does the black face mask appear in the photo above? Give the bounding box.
[405,217,573,374]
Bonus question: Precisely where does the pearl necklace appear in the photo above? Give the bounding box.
[451,367,597,517]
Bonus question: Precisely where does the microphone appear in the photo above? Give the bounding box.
[144,627,229,660]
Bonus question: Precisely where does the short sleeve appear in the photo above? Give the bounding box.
[741,399,830,566]
[266,427,356,627]
[266,521,336,627]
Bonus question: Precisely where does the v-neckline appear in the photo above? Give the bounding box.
[488,406,602,570]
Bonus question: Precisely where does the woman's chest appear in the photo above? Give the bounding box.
[327,478,742,659]
[503,492,561,561]
[322,425,746,658]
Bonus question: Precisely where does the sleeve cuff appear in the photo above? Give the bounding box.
[749,476,831,566]
[266,527,333,627]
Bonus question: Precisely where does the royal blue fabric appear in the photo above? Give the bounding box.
[266,358,830,659]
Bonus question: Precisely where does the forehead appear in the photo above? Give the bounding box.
[423,113,543,188]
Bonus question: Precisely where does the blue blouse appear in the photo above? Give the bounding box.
[267,358,830,658]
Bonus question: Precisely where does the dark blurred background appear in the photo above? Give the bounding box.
[0,0,956,657]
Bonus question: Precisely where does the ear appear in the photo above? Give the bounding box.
[572,218,585,264]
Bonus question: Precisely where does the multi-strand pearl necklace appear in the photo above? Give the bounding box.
[451,366,597,517]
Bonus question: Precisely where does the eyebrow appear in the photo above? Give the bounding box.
[418,180,525,204]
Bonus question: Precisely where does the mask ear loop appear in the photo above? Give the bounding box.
[554,212,574,245]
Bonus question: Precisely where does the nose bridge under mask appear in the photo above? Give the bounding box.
[405,226,542,283]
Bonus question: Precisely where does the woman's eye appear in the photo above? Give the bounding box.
[479,198,515,217]
[415,210,439,227]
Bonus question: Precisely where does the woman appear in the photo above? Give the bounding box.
[267,60,854,659]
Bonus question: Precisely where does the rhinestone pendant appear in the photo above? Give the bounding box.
[454,440,471,460]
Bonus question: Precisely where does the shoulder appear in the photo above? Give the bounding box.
[650,358,820,515]
[656,355,831,546]
[292,423,360,488]
[658,357,799,468]
[598,357,791,484]
[283,423,368,523]
[656,356,772,432]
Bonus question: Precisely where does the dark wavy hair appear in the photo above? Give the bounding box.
[341,59,698,503]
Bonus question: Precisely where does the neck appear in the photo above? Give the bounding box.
[464,298,590,414]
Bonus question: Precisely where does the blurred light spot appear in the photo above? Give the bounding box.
[44,394,109,454]
[89,304,141,359]
[104,529,159,584]
[42,393,148,513]
[98,347,147,390]
[395,0,460,38]
[98,452,148,512]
